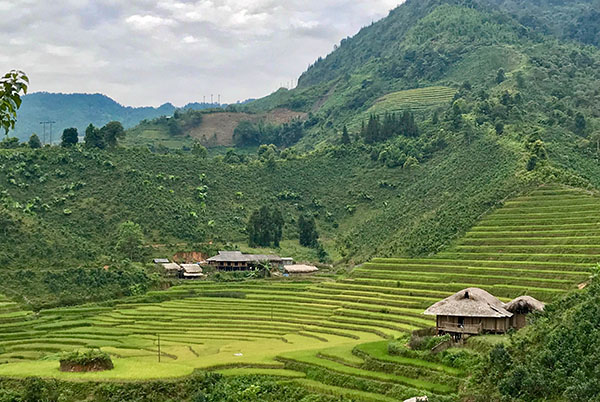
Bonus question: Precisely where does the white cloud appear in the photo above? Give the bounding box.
[0,0,406,106]
[126,14,175,31]
[182,35,199,44]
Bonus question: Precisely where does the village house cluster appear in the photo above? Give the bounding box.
[154,250,319,279]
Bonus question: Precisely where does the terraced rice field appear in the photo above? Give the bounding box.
[0,185,596,401]
[348,86,457,131]
[368,86,457,113]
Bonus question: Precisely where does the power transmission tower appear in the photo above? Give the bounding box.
[39,121,56,145]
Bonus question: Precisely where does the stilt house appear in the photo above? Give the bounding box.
[424,288,544,338]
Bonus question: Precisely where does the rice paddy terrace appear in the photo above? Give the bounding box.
[0,185,596,401]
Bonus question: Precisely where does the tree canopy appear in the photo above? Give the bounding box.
[0,70,28,136]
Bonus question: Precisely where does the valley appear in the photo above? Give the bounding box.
[2,0,600,400]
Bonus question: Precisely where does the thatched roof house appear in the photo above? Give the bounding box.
[505,296,545,314]
[181,264,204,279]
[505,296,545,329]
[284,264,319,275]
[161,262,182,277]
[424,288,512,318]
[425,288,544,338]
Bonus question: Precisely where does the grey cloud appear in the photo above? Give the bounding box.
[0,0,404,106]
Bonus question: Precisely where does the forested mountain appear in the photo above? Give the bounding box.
[4,0,600,301]
[2,0,600,400]
[9,92,218,142]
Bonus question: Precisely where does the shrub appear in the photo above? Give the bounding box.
[59,350,113,372]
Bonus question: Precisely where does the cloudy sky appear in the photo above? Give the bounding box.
[0,0,402,107]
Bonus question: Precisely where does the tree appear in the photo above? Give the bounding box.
[0,70,28,137]
[496,68,506,84]
[191,141,208,158]
[590,131,600,156]
[28,134,41,149]
[101,121,125,148]
[574,112,587,135]
[341,125,351,144]
[84,124,105,149]
[61,128,79,147]
[0,207,16,237]
[115,221,146,261]
[298,214,319,248]
[247,206,283,247]
[495,122,505,135]
[0,137,19,149]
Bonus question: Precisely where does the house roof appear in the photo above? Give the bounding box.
[284,264,319,274]
[207,251,282,263]
[181,264,203,274]
[153,258,170,264]
[162,263,182,271]
[424,288,513,318]
[504,296,545,314]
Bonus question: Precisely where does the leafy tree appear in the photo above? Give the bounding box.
[0,137,20,149]
[61,128,79,147]
[101,121,125,148]
[28,134,41,149]
[496,68,506,84]
[84,124,105,149]
[495,122,504,135]
[298,214,319,248]
[590,131,600,156]
[247,206,283,247]
[341,125,351,144]
[192,141,208,158]
[574,112,587,135]
[0,207,16,236]
[115,221,146,261]
[0,70,28,137]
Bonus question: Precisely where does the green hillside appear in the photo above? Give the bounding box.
[0,184,595,401]
[3,0,600,400]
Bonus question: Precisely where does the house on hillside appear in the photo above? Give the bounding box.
[181,264,204,280]
[206,251,284,271]
[161,262,182,277]
[505,296,545,329]
[424,288,544,339]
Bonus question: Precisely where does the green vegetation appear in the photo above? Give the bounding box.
[247,206,284,247]
[467,268,600,401]
[2,0,600,400]
[0,185,594,402]
[0,70,28,136]
[59,349,114,372]
[10,92,216,142]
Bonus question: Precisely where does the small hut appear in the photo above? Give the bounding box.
[284,264,319,275]
[181,264,204,280]
[162,262,182,277]
[505,296,545,330]
[424,288,513,338]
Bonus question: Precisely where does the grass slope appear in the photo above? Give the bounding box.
[0,184,595,401]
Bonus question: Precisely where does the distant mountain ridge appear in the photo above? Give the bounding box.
[10,92,219,143]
